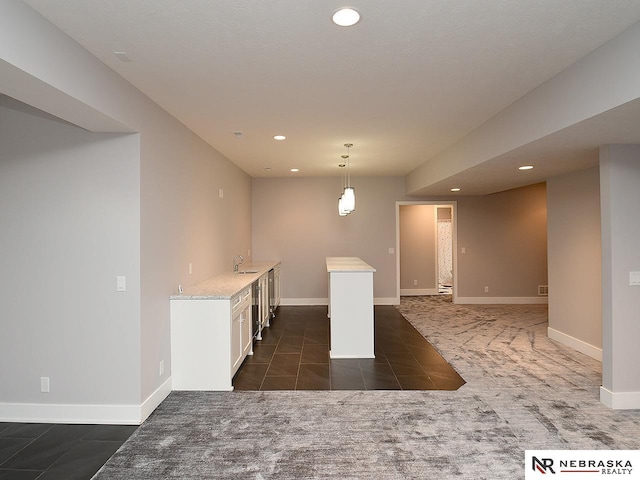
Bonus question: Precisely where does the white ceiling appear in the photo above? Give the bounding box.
[21,0,640,190]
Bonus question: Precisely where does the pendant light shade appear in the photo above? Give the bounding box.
[338,196,348,216]
[336,143,356,216]
[342,186,355,212]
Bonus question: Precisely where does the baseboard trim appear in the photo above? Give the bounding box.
[330,353,375,359]
[375,297,397,305]
[400,289,439,296]
[281,298,398,306]
[281,298,328,306]
[547,327,602,361]
[0,377,171,425]
[140,377,172,423]
[600,386,640,410]
[456,296,549,305]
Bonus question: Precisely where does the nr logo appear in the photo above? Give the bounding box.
[532,457,556,474]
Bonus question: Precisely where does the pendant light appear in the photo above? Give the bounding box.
[337,164,348,216]
[342,143,355,212]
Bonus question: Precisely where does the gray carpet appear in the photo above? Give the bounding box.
[93,296,640,479]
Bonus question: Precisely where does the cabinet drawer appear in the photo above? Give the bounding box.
[232,287,251,312]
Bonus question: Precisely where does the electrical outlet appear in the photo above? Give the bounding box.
[188,263,193,275]
[413,280,418,286]
[40,377,50,393]
[159,360,165,377]
[219,188,224,198]
[484,286,489,293]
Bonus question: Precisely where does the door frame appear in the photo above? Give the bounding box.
[395,201,458,305]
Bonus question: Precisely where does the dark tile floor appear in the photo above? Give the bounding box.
[233,305,465,391]
[0,422,137,480]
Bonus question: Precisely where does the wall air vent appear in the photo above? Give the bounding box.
[538,285,549,296]
[113,51,133,62]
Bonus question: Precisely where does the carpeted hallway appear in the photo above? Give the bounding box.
[92,296,640,479]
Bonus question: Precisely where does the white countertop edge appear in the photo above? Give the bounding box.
[326,256,376,273]
[170,260,280,300]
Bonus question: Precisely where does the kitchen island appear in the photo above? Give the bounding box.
[326,257,376,358]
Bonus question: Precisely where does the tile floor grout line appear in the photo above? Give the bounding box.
[257,335,280,391]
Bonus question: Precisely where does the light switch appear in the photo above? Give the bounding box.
[116,276,126,292]
[461,247,466,254]
[630,271,640,286]
[388,248,395,255]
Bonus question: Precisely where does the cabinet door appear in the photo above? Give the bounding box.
[240,303,252,357]
[231,307,243,374]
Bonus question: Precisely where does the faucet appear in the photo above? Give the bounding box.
[233,255,244,273]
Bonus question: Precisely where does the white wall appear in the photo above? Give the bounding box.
[546,167,602,360]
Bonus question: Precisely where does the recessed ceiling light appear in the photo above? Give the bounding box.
[273,135,286,141]
[290,168,299,173]
[519,165,534,170]
[332,8,361,27]
[450,187,461,192]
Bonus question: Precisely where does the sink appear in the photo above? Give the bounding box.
[237,270,258,275]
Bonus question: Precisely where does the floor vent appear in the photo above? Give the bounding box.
[538,285,549,296]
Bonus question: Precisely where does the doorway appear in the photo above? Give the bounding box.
[396,201,457,304]
[437,206,454,294]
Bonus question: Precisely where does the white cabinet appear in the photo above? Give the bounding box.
[169,260,280,391]
[170,286,252,391]
[326,257,376,359]
[231,287,252,374]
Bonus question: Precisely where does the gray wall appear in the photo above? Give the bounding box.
[399,205,437,291]
[547,167,602,357]
[600,145,640,402]
[138,107,251,401]
[406,21,640,195]
[0,97,141,405]
[0,1,251,422]
[252,177,548,303]
[456,183,548,299]
[252,176,409,303]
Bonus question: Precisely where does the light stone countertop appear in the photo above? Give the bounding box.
[170,261,280,300]
[326,257,376,272]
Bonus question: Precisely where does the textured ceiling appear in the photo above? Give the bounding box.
[21,0,640,187]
